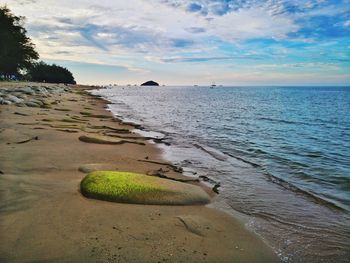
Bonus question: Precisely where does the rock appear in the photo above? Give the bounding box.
[28,99,44,106]
[78,163,119,173]
[0,98,12,105]
[87,125,130,134]
[49,124,84,130]
[32,86,49,96]
[50,87,65,94]
[14,136,39,144]
[56,129,79,133]
[140,80,159,86]
[79,134,145,145]
[177,215,214,236]
[14,112,29,116]
[79,165,95,174]
[12,93,27,100]
[6,95,23,104]
[17,87,35,95]
[54,108,71,112]
[80,111,111,119]
[25,101,40,108]
[79,135,124,144]
[80,171,210,205]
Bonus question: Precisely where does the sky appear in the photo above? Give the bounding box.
[1,0,350,85]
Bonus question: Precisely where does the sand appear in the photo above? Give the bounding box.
[0,82,279,262]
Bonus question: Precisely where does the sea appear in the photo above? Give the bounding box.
[91,85,350,262]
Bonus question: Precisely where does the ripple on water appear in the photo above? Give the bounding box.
[92,86,350,262]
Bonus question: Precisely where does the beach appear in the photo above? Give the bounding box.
[0,82,279,262]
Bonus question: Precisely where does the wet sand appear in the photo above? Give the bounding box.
[0,82,279,262]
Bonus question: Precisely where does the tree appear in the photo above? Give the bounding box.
[27,61,76,84]
[0,6,39,79]
[0,6,76,84]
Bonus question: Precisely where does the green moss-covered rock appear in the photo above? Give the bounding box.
[80,111,92,116]
[80,111,111,119]
[79,135,145,145]
[80,171,210,205]
[79,135,124,144]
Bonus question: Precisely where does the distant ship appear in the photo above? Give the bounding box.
[210,82,216,88]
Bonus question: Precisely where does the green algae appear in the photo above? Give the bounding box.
[79,135,124,144]
[80,171,210,205]
[80,111,92,116]
[80,111,112,119]
[81,171,166,203]
[78,134,145,145]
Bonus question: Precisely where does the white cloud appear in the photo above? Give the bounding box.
[251,62,341,70]
[1,0,348,85]
[207,7,299,41]
[3,0,299,59]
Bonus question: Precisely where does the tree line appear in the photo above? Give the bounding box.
[0,6,76,84]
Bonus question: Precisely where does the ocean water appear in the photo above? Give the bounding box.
[92,86,350,262]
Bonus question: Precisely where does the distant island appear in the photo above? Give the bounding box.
[141,80,159,86]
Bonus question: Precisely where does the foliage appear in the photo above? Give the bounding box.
[27,61,76,84]
[0,6,76,84]
[0,6,39,78]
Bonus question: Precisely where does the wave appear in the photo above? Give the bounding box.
[192,143,228,161]
[257,117,304,125]
[222,151,262,168]
[221,151,347,212]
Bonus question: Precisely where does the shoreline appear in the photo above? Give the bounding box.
[0,82,279,262]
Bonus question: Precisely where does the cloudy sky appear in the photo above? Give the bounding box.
[2,0,350,85]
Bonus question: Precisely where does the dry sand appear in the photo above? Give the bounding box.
[0,82,280,262]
